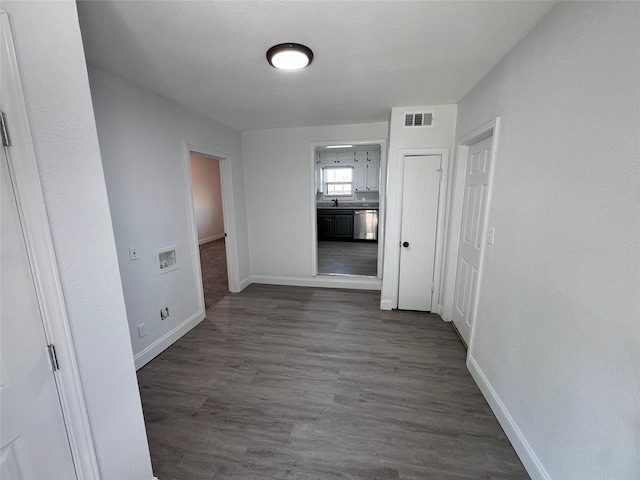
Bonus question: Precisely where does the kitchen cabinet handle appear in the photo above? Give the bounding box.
[402,241,409,248]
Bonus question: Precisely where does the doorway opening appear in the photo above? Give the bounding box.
[312,142,386,279]
[189,151,229,309]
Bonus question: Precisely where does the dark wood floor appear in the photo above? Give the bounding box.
[137,285,528,480]
[199,238,229,309]
[317,241,377,276]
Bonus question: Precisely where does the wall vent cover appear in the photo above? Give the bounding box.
[404,112,434,128]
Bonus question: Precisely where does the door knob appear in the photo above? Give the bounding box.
[402,241,409,248]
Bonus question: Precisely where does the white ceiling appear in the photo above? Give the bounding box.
[77,1,555,131]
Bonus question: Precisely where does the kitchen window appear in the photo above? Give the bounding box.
[323,167,353,196]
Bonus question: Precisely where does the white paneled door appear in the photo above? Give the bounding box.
[1,13,77,478]
[398,155,442,311]
[452,135,493,345]
[0,149,77,479]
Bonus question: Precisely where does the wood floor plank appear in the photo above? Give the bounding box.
[137,284,528,479]
[317,240,377,276]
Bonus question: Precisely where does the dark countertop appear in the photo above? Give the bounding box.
[316,203,379,209]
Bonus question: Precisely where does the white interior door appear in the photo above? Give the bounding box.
[1,148,77,479]
[452,135,493,344]
[397,155,441,311]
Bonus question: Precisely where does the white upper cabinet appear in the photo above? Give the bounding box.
[354,150,367,163]
[338,152,354,163]
[367,150,380,163]
[319,152,337,164]
[354,164,367,191]
[366,163,379,190]
[354,164,380,192]
[317,145,381,193]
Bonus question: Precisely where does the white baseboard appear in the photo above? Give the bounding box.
[198,233,225,245]
[251,274,382,291]
[467,355,550,480]
[438,304,451,320]
[134,309,206,370]
[380,298,393,310]
[238,275,252,291]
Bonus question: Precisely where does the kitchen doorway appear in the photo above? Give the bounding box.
[312,142,386,279]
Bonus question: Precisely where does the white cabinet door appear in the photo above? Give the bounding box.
[337,152,353,163]
[367,150,380,163]
[354,150,367,163]
[319,152,337,164]
[354,164,367,192]
[366,164,379,191]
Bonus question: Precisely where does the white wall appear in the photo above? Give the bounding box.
[242,123,387,286]
[380,104,458,310]
[1,2,153,479]
[450,2,640,478]
[87,66,250,366]
[190,153,225,243]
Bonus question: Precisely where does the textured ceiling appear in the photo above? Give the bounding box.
[77,1,555,131]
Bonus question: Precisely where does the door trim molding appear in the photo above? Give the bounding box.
[182,143,242,293]
[1,11,99,478]
[441,118,501,345]
[389,148,450,310]
[309,138,388,280]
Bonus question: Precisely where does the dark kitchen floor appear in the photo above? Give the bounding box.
[137,284,529,480]
[317,240,378,276]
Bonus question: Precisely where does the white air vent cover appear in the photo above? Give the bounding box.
[403,112,434,128]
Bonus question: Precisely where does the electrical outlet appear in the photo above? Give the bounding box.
[160,307,169,321]
[137,323,147,338]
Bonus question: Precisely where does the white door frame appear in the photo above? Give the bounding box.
[183,143,241,295]
[389,148,449,310]
[309,138,388,281]
[1,11,99,478]
[442,118,501,344]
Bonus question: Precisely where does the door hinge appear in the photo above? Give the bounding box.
[437,168,443,180]
[0,111,10,147]
[47,344,60,372]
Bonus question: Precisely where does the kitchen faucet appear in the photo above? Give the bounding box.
[332,198,339,207]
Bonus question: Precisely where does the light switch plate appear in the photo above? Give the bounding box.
[129,247,139,260]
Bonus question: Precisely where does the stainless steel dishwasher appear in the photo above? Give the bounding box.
[353,210,378,240]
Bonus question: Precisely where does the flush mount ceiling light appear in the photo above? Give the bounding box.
[266,43,313,71]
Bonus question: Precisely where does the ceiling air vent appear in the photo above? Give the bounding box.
[403,112,434,128]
